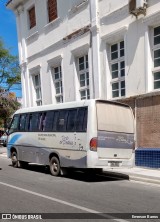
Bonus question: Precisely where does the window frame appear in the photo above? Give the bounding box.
[77,55,90,100]
[109,40,126,98]
[152,25,160,90]
[28,5,36,29]
[32,73,42,106]
[47,0,58,23]
[52,66,63,103]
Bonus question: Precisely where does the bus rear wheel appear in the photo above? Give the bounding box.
[11,151,18,168]
[50,156,60,176]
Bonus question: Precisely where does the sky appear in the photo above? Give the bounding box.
[0,0,21,97]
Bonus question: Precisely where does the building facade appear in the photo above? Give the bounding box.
[7,0,160,168]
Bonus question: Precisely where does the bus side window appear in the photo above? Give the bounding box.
[43,111,54,132]
[76,108,88,132]
[25,114,30,131]
[56,110,68,132]
[8,115,19,134]
[19,114,26,131]
[28,114,33,131]
[41,112,46,131]
[28,113,41,132]
[66,109,77,132]
[38,113,43,131]
[52,111,59,131]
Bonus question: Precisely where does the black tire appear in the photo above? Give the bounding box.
[19,161,28,169]
[49,156,60,176]
[11,151,18,168]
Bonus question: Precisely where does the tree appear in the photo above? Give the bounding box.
[0,38,21,129]
[0,38,21,91]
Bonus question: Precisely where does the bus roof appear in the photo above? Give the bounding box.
[14,99,130,114]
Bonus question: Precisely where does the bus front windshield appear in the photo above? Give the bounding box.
[8,115,19,135]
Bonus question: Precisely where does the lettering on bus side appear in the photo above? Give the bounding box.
[38,134,56,141]
[59,136,73,146]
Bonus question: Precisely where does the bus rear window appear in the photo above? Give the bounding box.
[96,102,134,133]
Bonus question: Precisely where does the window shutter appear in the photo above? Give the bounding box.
[48,0,57,22]
[28,6,36,29]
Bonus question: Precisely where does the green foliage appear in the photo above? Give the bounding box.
[0,96,20,129]
[0,38,21,90]
[0,38,21,128]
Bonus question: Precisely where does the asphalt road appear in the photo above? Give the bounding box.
[0,156,160,222]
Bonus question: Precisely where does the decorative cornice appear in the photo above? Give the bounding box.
[29,65,41,75]
[100,5,128,23]
[44,17,61,34]
[6,0,24,10]
[101,25,128,43]
[143,10,160,25]
[68,0,89,15]
[6,0,12,6]
[71,43,89,57]
[14,4,24,16]
[27,38,63,63]
[20,61,27,69]
[26,31,39,44]
[27,24,91,62]
[17,4,24,13]
[47,55,63,67]
[63,24,91,43]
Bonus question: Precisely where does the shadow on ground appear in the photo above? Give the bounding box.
[9,164,129,183]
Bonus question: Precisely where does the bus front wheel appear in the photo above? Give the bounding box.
[50,156,60,176]
[11,151,18,168]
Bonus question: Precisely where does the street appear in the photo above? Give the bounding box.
[0,153,160,222]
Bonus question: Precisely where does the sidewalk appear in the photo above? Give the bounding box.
[0,146,160,184]
[103,167,160,185]
[0,146,7,155]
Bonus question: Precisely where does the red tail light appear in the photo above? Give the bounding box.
[90,137,97,151]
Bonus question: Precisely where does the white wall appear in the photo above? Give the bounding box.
[99,0,160,99]
[15,0,91,107]
[10,0,160,107]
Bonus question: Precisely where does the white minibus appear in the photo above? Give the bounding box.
[7,99,135,176]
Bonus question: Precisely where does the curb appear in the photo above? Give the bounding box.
[103,170,160,185]
[103,171,129,180]
[129,175,160,185]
